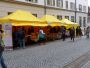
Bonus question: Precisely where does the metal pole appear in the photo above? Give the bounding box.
[75,0,77,23]
[44,0,46,14]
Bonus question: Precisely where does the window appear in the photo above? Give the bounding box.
[70,2,75,10]
[79,16,82,27]
[66,1,68,9]
[71,16,75,22]
[53,0,55,6]
[83,17,86,27]
[57,15,62,20]
[79,4,82,11]
[47,0,53,6]
[57,0,63,8]
[26,0,38,3]
[8,12,13,15]
[83,6,86,12]
[33,14,37,17]
[65,16,69,20]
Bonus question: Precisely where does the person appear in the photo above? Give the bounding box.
[69,27,75,42]
[61,27,66,41]
[78,26,83,37]
[12,28,18,49]
[0,24,7,68]
[86,26,90,38]
[38,28,46,45]
[76,26,79,37]
[27,26,34,44]
[17,27,25,48]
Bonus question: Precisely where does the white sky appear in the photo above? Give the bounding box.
[89,0,90,6]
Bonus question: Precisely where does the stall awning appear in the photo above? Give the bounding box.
[60,19,79,29]
[61,19,74,25]
[41,15,61,26]
[0,10,48,26]
[2,10,42,22]
[12,21,48,26]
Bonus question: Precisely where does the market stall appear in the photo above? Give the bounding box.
[60,19,79,36]
[0,10,48,49]
[40,15,62,40]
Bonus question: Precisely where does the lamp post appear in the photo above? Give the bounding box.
[75,0,77,23]
[44,0,46,14]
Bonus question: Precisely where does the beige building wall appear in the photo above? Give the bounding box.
[0,1,88,28]
[0,1,44,18]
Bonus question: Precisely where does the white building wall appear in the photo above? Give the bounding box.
[0,0,88,28]
[16,0,88,12]
[0,1,44,18]
[76,0,88,12]
[16,0,44,5]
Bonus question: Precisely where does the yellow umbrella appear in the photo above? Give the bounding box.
[61,19,74,25]
[0,18,10,22]
[61,19,78,29]
[73,23,79,29]
[3,10,42,22]
[41,15,61,26]
[12,21,48,26]
[0,10,48,26]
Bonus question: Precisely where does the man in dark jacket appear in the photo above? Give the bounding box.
[61,27,66,41]
[69,27,75,42]
[17,27,25,48]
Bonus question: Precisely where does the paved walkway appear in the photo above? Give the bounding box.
[1,37,90,68]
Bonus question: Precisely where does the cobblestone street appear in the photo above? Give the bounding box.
[1,37,90,68]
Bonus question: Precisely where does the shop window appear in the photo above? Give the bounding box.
[65,16,69,20]
[33,14,37,17]
[71,16,75,22]
[57,15,62,20]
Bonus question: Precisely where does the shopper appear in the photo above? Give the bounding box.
[0,24,7,68]
[61,27,66,41]
[69,27,75,42]
[17,27,25,48]
[78,26,83,37]
[38,28,46,45]
[86,26,90,38]
[76,26,79,37]
[12,29,18,49]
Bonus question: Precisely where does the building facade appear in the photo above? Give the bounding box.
[0,0,88,28]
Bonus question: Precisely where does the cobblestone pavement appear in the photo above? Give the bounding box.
[1,37,90,68]
[81,61,90,68]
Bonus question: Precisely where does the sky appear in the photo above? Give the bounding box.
[89,0,90,6]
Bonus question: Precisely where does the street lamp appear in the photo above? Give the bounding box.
[75,0,77,23]
[44,0,46,14]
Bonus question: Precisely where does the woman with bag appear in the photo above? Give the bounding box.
[38,28,46,45]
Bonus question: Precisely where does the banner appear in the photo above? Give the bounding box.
[3,23,13,48]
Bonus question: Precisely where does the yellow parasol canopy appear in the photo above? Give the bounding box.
[0,10,48,26]
[12,21,48,26]
[41,15,61,26]
[61,19,74,25]
[2,10,42,22]
[0,18,10,22]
